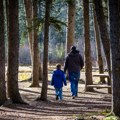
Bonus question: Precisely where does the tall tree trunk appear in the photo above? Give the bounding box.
[30,0,40,87]
[93,0,111,80]
[94,0,111,93]
[7,0,24,103]
[24,0,42,83]
[83,0,93,92]
[93,8,105,83]
[0,0,7,105]
[66,0,75,53]
[109,0,120,116]
[40,0,52,101]
[24,0,33,59]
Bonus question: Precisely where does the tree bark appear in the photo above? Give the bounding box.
[7,0,24,103]
[93,8,105,83]
[30,0,40,87]
[109,0,120,116]
[93,0,111,79]
[0,0,7,105]
[83,0,93,91]
[24,0,33,58]
[24,0,42,83]
[40,0,52,101]
[66,0,75,53]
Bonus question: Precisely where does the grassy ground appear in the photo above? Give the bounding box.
[0,81,112,120]
[0,66,116,120]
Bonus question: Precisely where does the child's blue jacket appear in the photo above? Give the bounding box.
[51,69,67,88]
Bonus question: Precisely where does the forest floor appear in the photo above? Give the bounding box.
[0,67,112,120]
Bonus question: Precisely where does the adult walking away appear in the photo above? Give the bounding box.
[64,46,84,99]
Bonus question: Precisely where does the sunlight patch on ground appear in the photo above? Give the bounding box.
[18,72,31,81]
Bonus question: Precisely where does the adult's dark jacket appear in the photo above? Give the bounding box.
[64,50,84,73]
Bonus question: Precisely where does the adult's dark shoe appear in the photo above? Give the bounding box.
[56,95,59,100]
[72,96,75,99]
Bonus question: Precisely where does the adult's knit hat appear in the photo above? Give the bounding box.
[70,46,76,51]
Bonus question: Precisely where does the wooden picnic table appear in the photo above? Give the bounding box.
[87,73,111,94]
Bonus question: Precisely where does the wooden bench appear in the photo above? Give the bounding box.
[87,85,111,88]
[87,73,111,94]
[93,74,109,78]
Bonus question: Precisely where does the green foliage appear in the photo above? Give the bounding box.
[25,16,66,36]
[49,43,65,63]
[19,0,27,45]
[105,112,120,120]
[75,1,84,39]
[105,116,119,120]
[32,17,44,32]
[51,0,67,23]
[20,33,27,46]
[23,17,44,40]
[101,108,111,115]
[18,0,96,65]
[50,17,67,31]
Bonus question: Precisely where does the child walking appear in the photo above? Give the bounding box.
[51,64,67,100]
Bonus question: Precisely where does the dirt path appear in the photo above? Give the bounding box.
[0,81,111,120]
